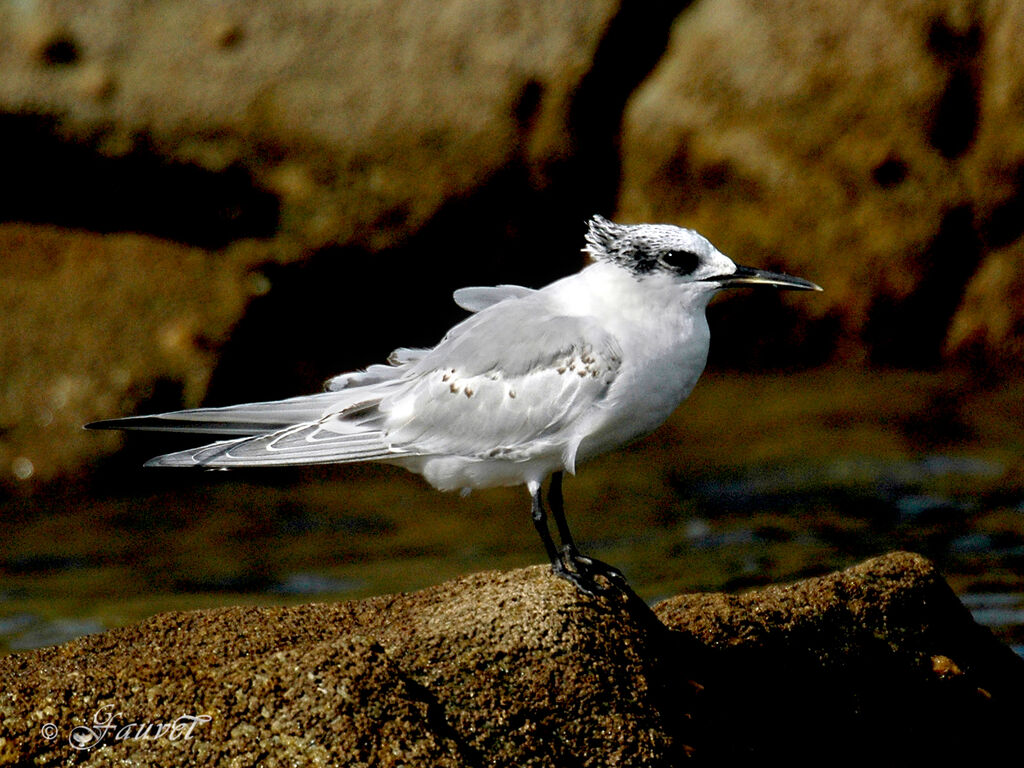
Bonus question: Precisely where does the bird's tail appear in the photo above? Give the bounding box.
[85,392,342,437]
[87,391,402,469]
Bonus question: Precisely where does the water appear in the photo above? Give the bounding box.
[961,593,1024,659]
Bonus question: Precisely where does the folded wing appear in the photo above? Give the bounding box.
[94,289,623,474]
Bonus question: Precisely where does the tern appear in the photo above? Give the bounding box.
[88,215,820,593]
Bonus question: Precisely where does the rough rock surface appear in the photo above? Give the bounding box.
[656,550,1024,762]
[1,552,1020,765]
[0,566,680,767]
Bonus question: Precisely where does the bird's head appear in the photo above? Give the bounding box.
[583,215,821,293]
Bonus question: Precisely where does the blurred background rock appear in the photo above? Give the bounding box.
[1,0,1023,653]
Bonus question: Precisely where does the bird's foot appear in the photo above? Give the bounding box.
[552,549,628,595]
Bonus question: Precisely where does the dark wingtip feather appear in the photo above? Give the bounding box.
[83,415,288,435]
[84,418,129,431]
[84,415,187,432]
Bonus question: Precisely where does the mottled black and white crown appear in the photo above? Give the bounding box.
[583,215,822,293]
[583,214,727,278]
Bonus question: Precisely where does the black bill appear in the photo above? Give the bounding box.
[712,265,822,292]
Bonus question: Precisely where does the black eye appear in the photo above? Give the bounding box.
[661,250,700,275]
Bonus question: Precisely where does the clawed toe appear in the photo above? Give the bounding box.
[552,552,628,595]
[533,473,628,595]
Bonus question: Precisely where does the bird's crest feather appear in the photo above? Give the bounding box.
[583,215,625,262]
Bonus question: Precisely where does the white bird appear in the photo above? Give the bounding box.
[88,216,820,592]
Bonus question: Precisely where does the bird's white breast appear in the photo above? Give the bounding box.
[546,263,714,465]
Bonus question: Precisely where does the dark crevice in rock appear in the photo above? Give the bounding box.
[925,16,983,160]
[38,34,81,67]
[512,79,544,130]
[929,67,980,159]
[981,163,1024,250]
[0,113,279,249]
[864,204,984,368]
[871,155,909,188]
[403,677,487,768]
[556,0,697,219]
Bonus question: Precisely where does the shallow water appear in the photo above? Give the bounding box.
[2,367,1023,656]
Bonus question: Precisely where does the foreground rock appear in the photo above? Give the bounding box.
[656,551,1024,763]
[1,552,1021,765]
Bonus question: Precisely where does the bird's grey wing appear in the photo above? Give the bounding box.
[149,301,623,471]
[143,293,622,470]
[324,286,538,392]
[86,392,343,436]
[386,299,623,467]
[412,294,619,379]
[452,284,536,313]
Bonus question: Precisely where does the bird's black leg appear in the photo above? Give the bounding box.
[543,472,627,593]
[531,483,561,567]
[547,471,586,564]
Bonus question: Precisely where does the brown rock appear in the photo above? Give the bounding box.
[0,567,682,767]
[945,239,1024,364]
[1,553,1020,765]
[655,551,1024,762]
[0,0,618,252]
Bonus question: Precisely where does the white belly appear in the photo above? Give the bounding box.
[572,313,710,466]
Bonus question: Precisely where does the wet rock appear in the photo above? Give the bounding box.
[1,552,1020,765]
